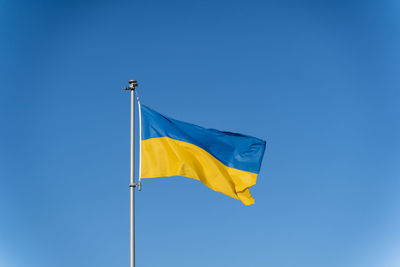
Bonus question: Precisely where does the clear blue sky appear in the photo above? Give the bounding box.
[1,0,399,266]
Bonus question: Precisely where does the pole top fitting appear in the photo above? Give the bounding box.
[125,80,138,91]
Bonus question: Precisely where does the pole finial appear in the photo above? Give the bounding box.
[125,80,138,91]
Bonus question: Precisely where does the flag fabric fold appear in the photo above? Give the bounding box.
[140,105,266,205]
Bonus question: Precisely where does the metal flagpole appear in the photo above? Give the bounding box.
[125,79,138,267]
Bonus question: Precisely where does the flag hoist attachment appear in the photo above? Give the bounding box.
[124,79,141,267]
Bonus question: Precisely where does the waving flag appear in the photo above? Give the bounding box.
[140,105,266,205]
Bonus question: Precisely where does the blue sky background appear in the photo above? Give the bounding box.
[1,0,399,266]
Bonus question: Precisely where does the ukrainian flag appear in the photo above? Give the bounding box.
[140,105,266,205]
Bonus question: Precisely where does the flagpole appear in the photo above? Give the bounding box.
[126,79,138,267]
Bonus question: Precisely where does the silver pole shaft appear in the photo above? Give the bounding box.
[130,90,135,267]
